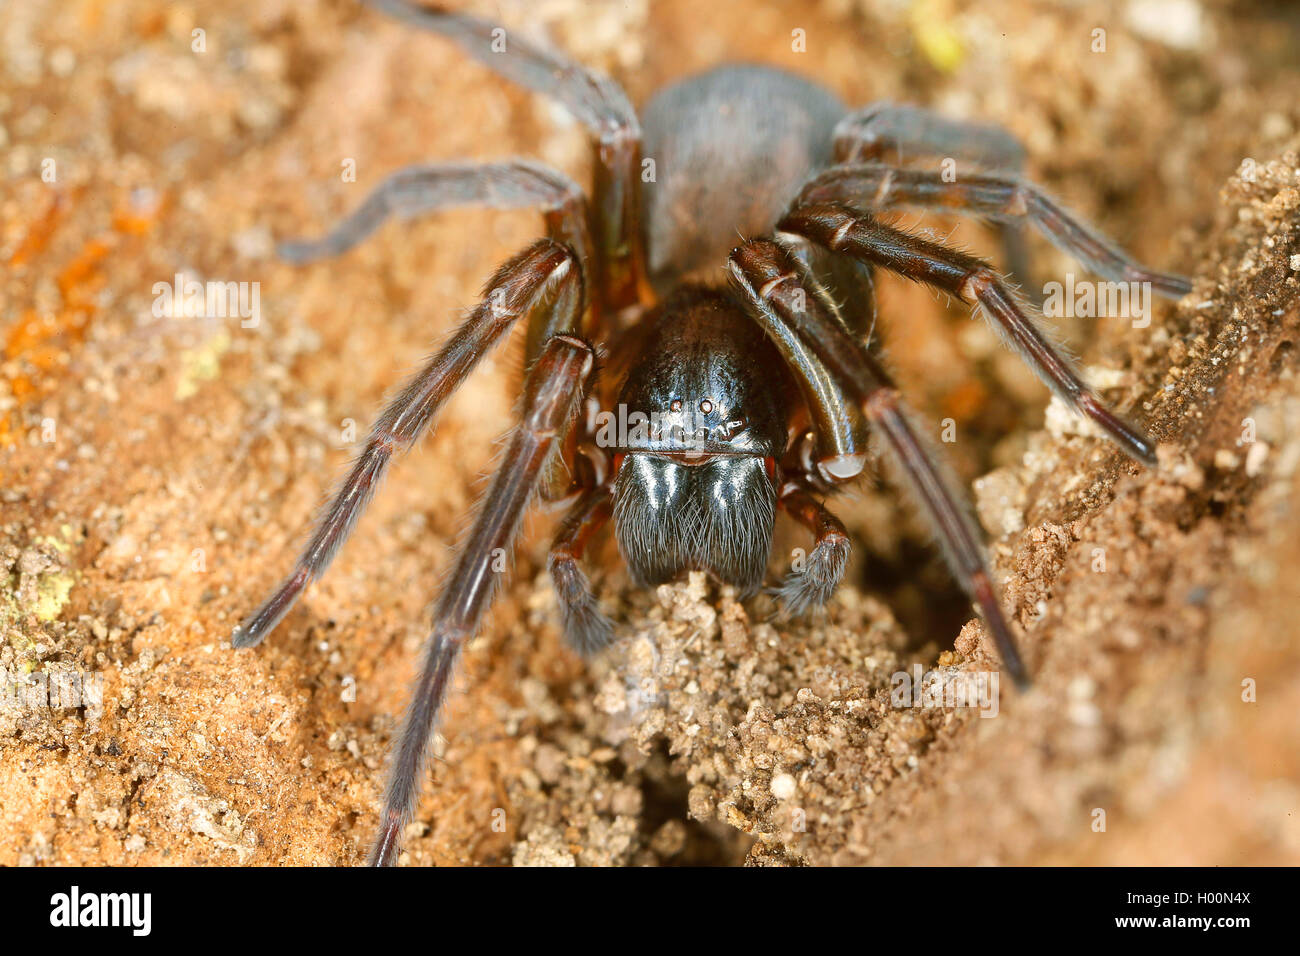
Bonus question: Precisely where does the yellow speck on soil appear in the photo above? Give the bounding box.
[175,329,232,401]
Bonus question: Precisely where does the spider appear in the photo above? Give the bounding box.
[229,0,1191,866]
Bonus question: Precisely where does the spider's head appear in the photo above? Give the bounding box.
[607,286,789,596]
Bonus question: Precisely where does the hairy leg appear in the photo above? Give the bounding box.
[370,333,595,866]
[279,160,591,288]
[278,159,595,362]
[774,484,851,617]
[779,202,1160,466]
[232,240,582,649]
[831,102,1036,286]
[834,102,1028,170]
[548,488,615,654]
[364,0,649,309]
[797,164,1192,298]
[729,239,1028,688]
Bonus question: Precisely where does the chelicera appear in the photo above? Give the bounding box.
[229,0,1191,865]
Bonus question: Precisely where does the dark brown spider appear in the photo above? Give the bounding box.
[229,0,1191,865]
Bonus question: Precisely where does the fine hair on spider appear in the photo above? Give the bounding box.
[228,0,1192,866]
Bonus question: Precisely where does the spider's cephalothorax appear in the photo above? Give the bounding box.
[228,0,1193,865]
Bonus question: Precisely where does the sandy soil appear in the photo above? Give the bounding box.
[2,0,1298,866]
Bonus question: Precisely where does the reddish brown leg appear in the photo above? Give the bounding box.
[364,0,650,312]
[232,240,581,649]
[776,484,851,617]
[830,102,1037,287]
[797,164,1193,298]
[779,201,1160,466]
[548,489,615,654]
[590,126,651,312]
[729,240,1029,689]
[370,333,595,866]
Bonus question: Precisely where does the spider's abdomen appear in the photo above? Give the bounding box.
[641,64,845,287]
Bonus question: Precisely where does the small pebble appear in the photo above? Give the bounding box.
[770,773,797,800]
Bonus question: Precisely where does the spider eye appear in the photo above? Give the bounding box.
[699,399,713,414]
[670,399,683,412]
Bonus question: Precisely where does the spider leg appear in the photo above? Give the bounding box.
[364,0,649,310]
[279,159,595,359]
[778,202,1160,466]
[231,239,582,649]
[831,102,1036,288]
[548,488,615,655]
[729,240,1028,688]
[370,333,595,867]
[796,164,1193,299]
[732,261,868,480]
[834,102,1028,170]
[783,241,879,342]
[774,483,851,617]
[279,159,591,282]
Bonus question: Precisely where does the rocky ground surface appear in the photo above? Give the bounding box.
[2,0,1298,865]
